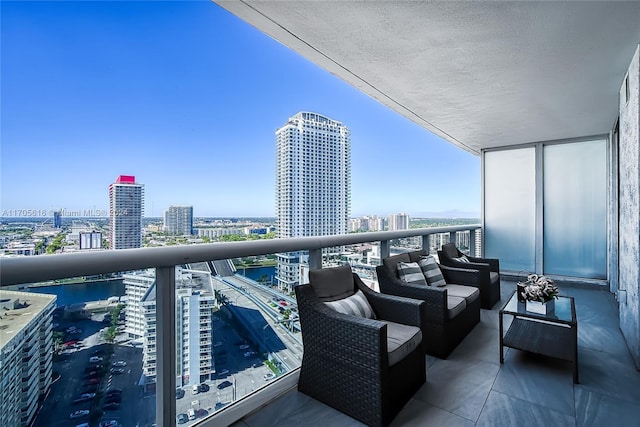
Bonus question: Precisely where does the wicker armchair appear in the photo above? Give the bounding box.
[376,250,480,359]
[295,265,426,427]
[437,242,501,309]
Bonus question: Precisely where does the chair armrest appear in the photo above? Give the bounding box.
[439,263,487,287]
[375,266,447,323]
[468,256,500,272]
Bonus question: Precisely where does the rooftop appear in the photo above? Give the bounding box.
[0,289,56,349]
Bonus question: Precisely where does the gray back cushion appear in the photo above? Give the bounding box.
[309,264,355,302]
[323,290,376,319]
[382,253,411,278]
[441,243,460,258]
[408,249,427,262]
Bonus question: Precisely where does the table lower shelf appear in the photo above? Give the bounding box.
[503,317,576,362]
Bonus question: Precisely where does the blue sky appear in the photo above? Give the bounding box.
[1,1,480,218]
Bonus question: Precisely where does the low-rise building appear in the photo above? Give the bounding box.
[123,268,215,392]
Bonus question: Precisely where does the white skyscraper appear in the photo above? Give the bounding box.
[109,175,144,249]
[275,112,351,291]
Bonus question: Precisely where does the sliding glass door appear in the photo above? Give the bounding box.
[543,140,607,279]
[483,138,607,280]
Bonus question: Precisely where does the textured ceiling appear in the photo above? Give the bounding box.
[215,1,640,155]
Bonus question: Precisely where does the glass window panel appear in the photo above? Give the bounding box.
[543,140,607,279]
[484,148,536,272]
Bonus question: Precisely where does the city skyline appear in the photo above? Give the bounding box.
[1,1,480,218]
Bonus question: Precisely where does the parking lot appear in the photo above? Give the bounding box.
[36,307,280,426]
[34,311,153,427]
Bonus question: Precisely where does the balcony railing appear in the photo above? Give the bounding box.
[0,225,479,427]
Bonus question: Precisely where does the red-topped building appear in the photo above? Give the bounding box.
[109,175,144,249]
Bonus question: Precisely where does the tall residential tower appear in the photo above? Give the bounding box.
[164,205,194,235]
[275,112,351,291]
[109,175,144,249]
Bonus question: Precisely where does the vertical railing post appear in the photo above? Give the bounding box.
[421,234,431,254]
[469,228,477,257]
[380,240,390,260]
[156,266,176,427]
[449,231,457,244]
[308,249,322,270]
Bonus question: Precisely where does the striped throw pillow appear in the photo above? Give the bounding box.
[454,255,470,263]
[324,290,376,319]
[397,261,428,286]
[418,256,446,287]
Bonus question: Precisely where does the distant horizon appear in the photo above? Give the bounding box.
[0,212,480,221]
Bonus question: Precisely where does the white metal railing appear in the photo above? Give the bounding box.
[0,225,480,427]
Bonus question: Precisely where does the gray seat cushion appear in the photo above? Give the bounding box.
[490,271,500,283]
[385,321,422,367]
[443,284,480,304]
[447,296,467,319]
[309,265,355,302]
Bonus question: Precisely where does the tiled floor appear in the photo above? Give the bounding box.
[232,282,640,427]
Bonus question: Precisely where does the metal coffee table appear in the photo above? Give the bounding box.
[499,291,578,383]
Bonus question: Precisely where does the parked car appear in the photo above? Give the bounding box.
[69,410,90,419]
[238,344,250,350]
[99,420,118,427]
[176,388,185,399]
[198,383,210,392]
[80,393,96,399]
[217,380,232,390]
[110,367,125,374]
[85,378,100,385]
[243,351,257,358]
[177,414,188,424]
[263,373,275,381]
[192,384,199,394]
[89,356,103,363]
[104,395,121,404]
[103,402,120,411]
[112,360,127,367]
[105,388,122,396]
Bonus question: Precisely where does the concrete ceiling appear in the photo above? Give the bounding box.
[214,1,640,155]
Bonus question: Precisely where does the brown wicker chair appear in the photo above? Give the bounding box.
[437,242,501,309]
[376,250,480,359]
[295,265,426,427]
